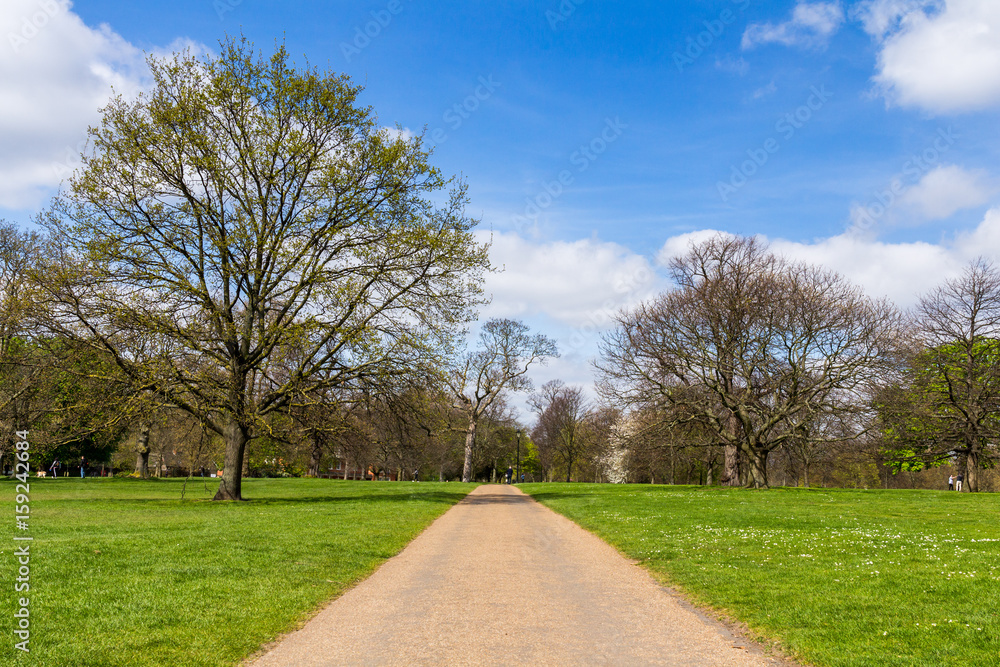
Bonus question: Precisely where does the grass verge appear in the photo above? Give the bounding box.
[521,484,1000,667]
[0,477,475,666]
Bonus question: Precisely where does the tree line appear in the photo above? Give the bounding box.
[596,235,1000,492]
[0,39,566,497]
[3,39,995,493]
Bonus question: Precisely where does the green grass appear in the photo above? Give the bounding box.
[0,477,476,666]
[522,484,1000,667]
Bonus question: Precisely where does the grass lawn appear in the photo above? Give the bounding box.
[522,484,1000,667]
[0,477,476,666]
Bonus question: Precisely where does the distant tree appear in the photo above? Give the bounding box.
[37,39,488,500]
[446,318,557,483]
[31,342,137,470]
[467,399,519,482]
[879,260,1000,491]
[530,380,589,482]
[598,235,901,488]
[518,435,543,481]
[577,404,619,482]
[0,222,47,471]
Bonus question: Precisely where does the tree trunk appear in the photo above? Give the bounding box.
[214,419,249,501]
[461,418,477,483]
[308,436,323,478]
[966,449,979,492]
[746,448,769,489]
[721,444,740,486]
[134,422,151,479]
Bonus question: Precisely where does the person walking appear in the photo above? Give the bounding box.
[79,456,86,479]
[505,466,513,484]
[948,474,954,491]
[956,473,963,492]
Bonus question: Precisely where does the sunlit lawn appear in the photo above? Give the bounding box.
[0,477,475,666]
[523,484,1000,667]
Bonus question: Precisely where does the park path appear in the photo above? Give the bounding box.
[250,485,791,667]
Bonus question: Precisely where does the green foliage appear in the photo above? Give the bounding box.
[40,37,491,499]
[519,436,542,476]
[880,339,1000,473]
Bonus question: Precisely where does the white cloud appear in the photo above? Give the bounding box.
[473,231,664,411]
[742,2,846,50]
[858,0,1000,113]
[0,1,202,209]
[480,231,661,329]
[656,208,1000,308]
[854,0,935,39]
[489,211,1000,402]
[656,229,729,267]
[752,81,779,100]
[768,233,959,307]
[898,164,996,220]
[847,163,997,232]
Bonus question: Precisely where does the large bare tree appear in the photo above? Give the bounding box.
[37,39,489,500]
[446,318,557,483]
[598,234,901,488]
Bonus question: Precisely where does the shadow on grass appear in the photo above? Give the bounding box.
[16,481,472,507]
[523,491,596,503]
[247,491,471,505]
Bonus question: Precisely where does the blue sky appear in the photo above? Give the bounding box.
[3,0,1000,410]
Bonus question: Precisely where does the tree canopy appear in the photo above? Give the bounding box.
[37,38,489,499]
[878,261,1000,490]
[598,234,901,488]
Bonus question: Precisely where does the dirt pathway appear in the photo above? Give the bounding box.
[250,485,790,666]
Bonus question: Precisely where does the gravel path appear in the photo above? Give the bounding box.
[250,484,791,666]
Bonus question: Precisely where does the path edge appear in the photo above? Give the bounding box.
[515,485,809,667]
[240,483,482,666]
